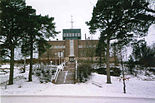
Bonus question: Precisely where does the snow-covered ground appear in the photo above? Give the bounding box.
[0,64,29,84]
[0,64,155,99]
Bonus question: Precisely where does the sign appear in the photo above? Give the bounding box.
[63,29,81,40]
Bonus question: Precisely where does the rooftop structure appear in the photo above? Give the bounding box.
[63,29,81,40]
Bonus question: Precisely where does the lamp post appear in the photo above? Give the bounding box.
[58,50,64,65]
[54,53,57,65]
[62,50,64,63]
[60,51,61,64]
[58,51,61,65]
[59,50,64,64]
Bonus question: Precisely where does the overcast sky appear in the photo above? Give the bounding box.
[25,0,155,45]
[26,0,99,40]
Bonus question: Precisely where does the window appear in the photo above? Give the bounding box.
[63,33,66,37]
[55,46,58,48]
[75,33,77,37]
[78,45,83,48]
[54,45,65,49]
[78,33,80,37]
[89,45,92,48]
[62,46,65,48]
[73,33,75,37]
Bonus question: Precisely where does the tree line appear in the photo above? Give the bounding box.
[0,0,57,85]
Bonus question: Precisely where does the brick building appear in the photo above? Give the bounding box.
[40,28,100,64]
[40,28,117,64]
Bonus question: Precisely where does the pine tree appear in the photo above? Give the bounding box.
[87,0,155,83]
[127,55,135,75]
[96,35,106,67]
[132,40,155,68]
[21,11,57,81]
[37,38,51,64]
[0,0,27,85]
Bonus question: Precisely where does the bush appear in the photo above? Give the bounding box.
[94,67,106,74]
[111,67,121,76]
[126,56,135,74]
[77,63,93,83]
[94,67,121,76]
[33,64,55,83]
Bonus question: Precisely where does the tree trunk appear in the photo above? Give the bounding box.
[123,77,126,93]
[99,53,102,67]
[9,46,14,85]
[28,35,33,82]
[120,49,126,93]
[23,56,26,73]
[113,45,118,66]
[122,63,126,93]
[106,39,111,84]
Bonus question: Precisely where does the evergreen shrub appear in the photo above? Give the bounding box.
[94,67,121,76]
[77,63,93,83]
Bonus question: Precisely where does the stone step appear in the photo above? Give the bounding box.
[65,72,75,84]
[64,67,74,71]
[56,70,75,84]
[56,71,65,84]
[56,62,76,84]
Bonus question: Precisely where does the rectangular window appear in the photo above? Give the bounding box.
[54,45,65,49]
[78,33,80,37]
[63,33,65,37]
[78,45,83,48]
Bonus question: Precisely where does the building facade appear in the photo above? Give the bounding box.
[40,28,117,64]
[40,28,99,63]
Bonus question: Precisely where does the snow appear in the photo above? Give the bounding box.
[1,65,155,99]
[0,64,10,69]
[57,63,65,70]
[1,76,52,95]
[146,24,155,46]
[0,64,29,84]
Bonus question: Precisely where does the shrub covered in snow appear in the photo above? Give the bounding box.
[33,64,56,83]
[77,63,93,83]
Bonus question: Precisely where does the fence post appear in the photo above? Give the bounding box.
[75,60,78,83]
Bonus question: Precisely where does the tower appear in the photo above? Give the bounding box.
[62,16,81,40]
[71,15,73,29]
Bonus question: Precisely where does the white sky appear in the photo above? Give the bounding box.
[26,0,99,40]
[25,0,155,45]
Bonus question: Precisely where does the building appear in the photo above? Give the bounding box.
[40,28,99,64]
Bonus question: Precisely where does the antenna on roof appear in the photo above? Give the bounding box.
[71,15,74,29]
